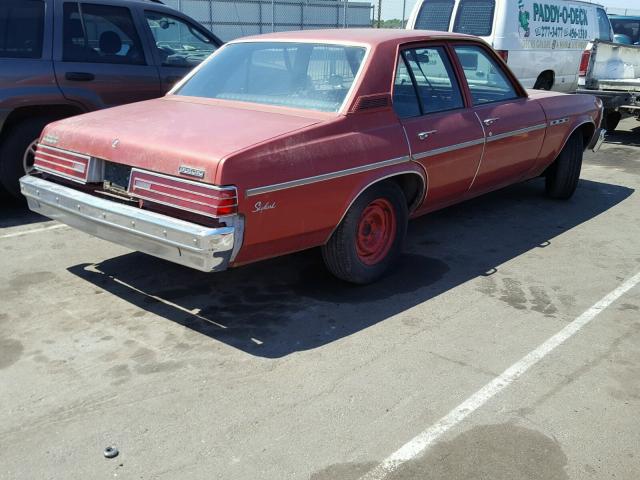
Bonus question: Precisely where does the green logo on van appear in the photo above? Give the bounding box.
[518,0,531,37]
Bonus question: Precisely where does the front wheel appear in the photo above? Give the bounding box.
[545,132,583,200]
[322,181,408,284]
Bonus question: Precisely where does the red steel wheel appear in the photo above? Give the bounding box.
[322,181,408,284]
[355,198,397,265]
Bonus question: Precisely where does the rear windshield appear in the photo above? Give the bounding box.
[0,0,45,59]
[612,19,640,44]
[414,0,455,31]
[453,0,495,37]
[176,42,367,113]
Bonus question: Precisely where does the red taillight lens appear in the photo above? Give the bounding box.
[34,144,90,183]
[579,50,591,77]
[128,169,237,218]
[496,50,509,63]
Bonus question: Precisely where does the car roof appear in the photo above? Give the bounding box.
[231,28,476,47]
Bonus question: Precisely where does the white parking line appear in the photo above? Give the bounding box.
[0,224,67,239]
[360,271,640,480]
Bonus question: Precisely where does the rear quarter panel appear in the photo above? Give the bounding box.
[218,111,418,266]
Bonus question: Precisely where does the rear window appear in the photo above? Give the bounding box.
[414,0,455,31]
[612,19,640,44]
[0,0,45,59]
[596,9,612,42]
[453,0,495,36]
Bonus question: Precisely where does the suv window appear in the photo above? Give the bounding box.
[0,0,44,59]
[596,9,612,42]
[454,45,517,105]
[144,11,218,67]
[63,3,145,65]
[393,47,464,118]
[453,0,495,36]
[414,0,455,31]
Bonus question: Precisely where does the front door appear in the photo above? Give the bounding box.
[393,46,485,211]
[54,1,161,109]
[452,44,547,193]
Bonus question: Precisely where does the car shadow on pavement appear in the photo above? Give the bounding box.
[605,126,640,148]
[0,197,48,228]
[68,178,633,358]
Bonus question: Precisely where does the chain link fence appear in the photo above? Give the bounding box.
[163,0,375,41]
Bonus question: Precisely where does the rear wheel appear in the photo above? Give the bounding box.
[545,133,583,200]
[322,181,408,284]
[0,116,57,198]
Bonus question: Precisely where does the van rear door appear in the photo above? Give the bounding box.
[413,0,455,31]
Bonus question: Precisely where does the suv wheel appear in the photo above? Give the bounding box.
[0,117,56,198]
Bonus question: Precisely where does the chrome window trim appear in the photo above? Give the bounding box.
[170,39,372,116]
[485,123,547,143]
[245,156,411,197]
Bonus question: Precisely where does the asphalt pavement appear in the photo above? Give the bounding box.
[1,119,639,479]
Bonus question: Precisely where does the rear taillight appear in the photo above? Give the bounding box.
[496,50,509,63]
[579,50,591,77]
[128,169,237,218]
[34,144,91,183]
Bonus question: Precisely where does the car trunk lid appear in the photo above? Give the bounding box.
[39,96,328,184]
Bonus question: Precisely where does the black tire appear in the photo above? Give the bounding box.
[0,116,56,198]
[545,132,583,200]
[533,72,553,91]
[322,181,408,284]
[603,111,621,132]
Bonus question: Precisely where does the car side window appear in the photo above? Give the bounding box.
[63,3,145,65]
[0,0,45,59]
[393,46,464,118]
[453,45,518,105]
[596,9,612,42]
[144,11,218,68]
[393,57,421,118]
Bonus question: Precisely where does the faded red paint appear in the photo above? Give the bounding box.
[38,29,602,268]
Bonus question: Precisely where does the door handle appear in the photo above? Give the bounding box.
[483,117,500,126]
[418,130,437,140]
[65,72,95,82]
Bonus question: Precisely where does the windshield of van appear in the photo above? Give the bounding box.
[453,0,495,36]
[611,19,638,44]
[175,42,367,113]
[415,0,455,31]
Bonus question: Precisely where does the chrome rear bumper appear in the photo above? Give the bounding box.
[19,175,242,272]
[588,128,606,152]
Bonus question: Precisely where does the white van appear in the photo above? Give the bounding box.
[406,0,613,92]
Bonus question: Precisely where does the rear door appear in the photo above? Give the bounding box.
[393,45,484,210]
[452,43,546,193]
[53,0,161,110]
[139,9,221,93]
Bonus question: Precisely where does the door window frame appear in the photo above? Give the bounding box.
[391,42,469,119]
[56,1,152,65]
[447,40,527,107]
[140,8,222,68]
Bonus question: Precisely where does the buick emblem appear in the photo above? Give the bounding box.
[178,165,205,178]
[111,139,120,149]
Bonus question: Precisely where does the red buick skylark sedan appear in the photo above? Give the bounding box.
[21,29,605,283]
